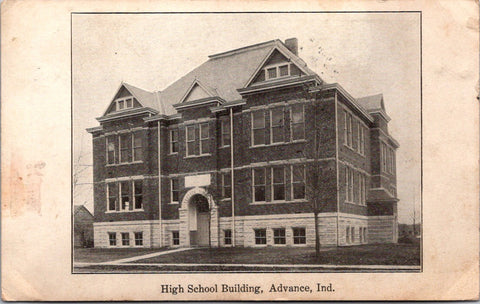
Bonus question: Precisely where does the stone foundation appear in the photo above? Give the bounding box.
[93,220,161,248]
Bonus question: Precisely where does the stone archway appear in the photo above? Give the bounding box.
[178,187,219,247]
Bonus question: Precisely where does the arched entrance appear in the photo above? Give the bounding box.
[178,187,219,247]
[188,194,210,246]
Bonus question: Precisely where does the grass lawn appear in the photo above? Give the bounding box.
[74,247,168,263]
[133,243,420,266]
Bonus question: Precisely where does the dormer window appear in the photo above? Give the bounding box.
[265,64,290,80]
[115,96,134,111]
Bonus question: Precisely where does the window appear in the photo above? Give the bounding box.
[170,129,179,153]
[120,181,130,211]
[107,183,117,211]
[171,178,180,203]
[273,228,286,244]
[134,232,143,246]
[252,111,266,146]
[272,167,285,201]
[254,229,267,245]
[132,131,143,161]
[293,228,306,244]
[119,133,132,163]
[343,111,348,145]
[345,166,354,202]
[279,65,289,77]
[172,231,180,245]
[200,123,210,154]
[221,119,230,147]
[270,107,284,143]
[224,229,232,245]
[351,227,355,243]
[265,64,289,80]
[291,104,305,141]
[133,180,143,210]
[108,232,116,246]
[292,165,305,200]
[115,97,134,111]
[106,136,116,164]
[222,172,231,199]
[121,232,130,246]
[346,226,350,244]
[363,227,367,243]
[186,125,196,156]
[347,114,353,148]
[359,126,365,155]
[359,227,363,243]
[253,168,266,202]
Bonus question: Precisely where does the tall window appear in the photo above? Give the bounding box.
[221,119,230,147]
[351,227,355,243]
[119,133,132,163]
[347,114,353,148]
[346,226,350,244]
[273,228,286,244]
[172,231,180,246]
[106,136,116,164]
[345,166,353,202]
[107,183,117,211]
[291,104,305,141]
[120,181,130,211]
[359,125,365,155]
[293,228,306,244]
[253,168,266,202]
[134,232,143,246]
[186,125,196,156]
[222,172,231,199]
[292,164,306,200]
[200,123,210,154]
[133,180,143,210]
[252,111,266,146]
[254,229,267,245]
[171,178,180,203]
[121,232,130,246]
[108,232,116,246]
[132,131,143,161]
[170,129,179,154]
[270,108,284,143]
[224,229,232,245]
[272,167,285,201]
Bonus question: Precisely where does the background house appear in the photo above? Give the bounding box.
[74,205,94,248]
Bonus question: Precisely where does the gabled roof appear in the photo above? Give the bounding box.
[357,93,385,112]
[74,205,93,217]
[102,82,161,116]
[157,39,319,114]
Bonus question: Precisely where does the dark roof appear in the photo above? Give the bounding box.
[114,39,317,116]
[74,205,93,217]
[356,93,385,112]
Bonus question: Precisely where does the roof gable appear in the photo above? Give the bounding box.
[244,44,315,88]
[180,79,217,103]
[102,83,159,116]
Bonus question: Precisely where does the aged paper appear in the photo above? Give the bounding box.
[1,0,478,301]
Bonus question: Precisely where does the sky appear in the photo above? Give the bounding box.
[73,12,421,224]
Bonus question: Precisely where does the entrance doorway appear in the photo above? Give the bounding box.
[188,194,210,247]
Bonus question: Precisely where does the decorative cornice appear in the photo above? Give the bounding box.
[86,126,103,134]
[173,96,225,110]
[237,75,319,96]
[96,107,158,123]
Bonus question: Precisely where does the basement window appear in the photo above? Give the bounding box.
[224,229,232,245]
[172,231,180,246]
[134,232,143,246]
[108,232,116,246]
[273,228,286,245]
[121,232,130,246]
[293,228,306,244]
[254,229,267,245]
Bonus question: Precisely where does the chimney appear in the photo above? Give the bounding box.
[284,38,298,55]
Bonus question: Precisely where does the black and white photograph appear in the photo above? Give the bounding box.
[72,12,422,273]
